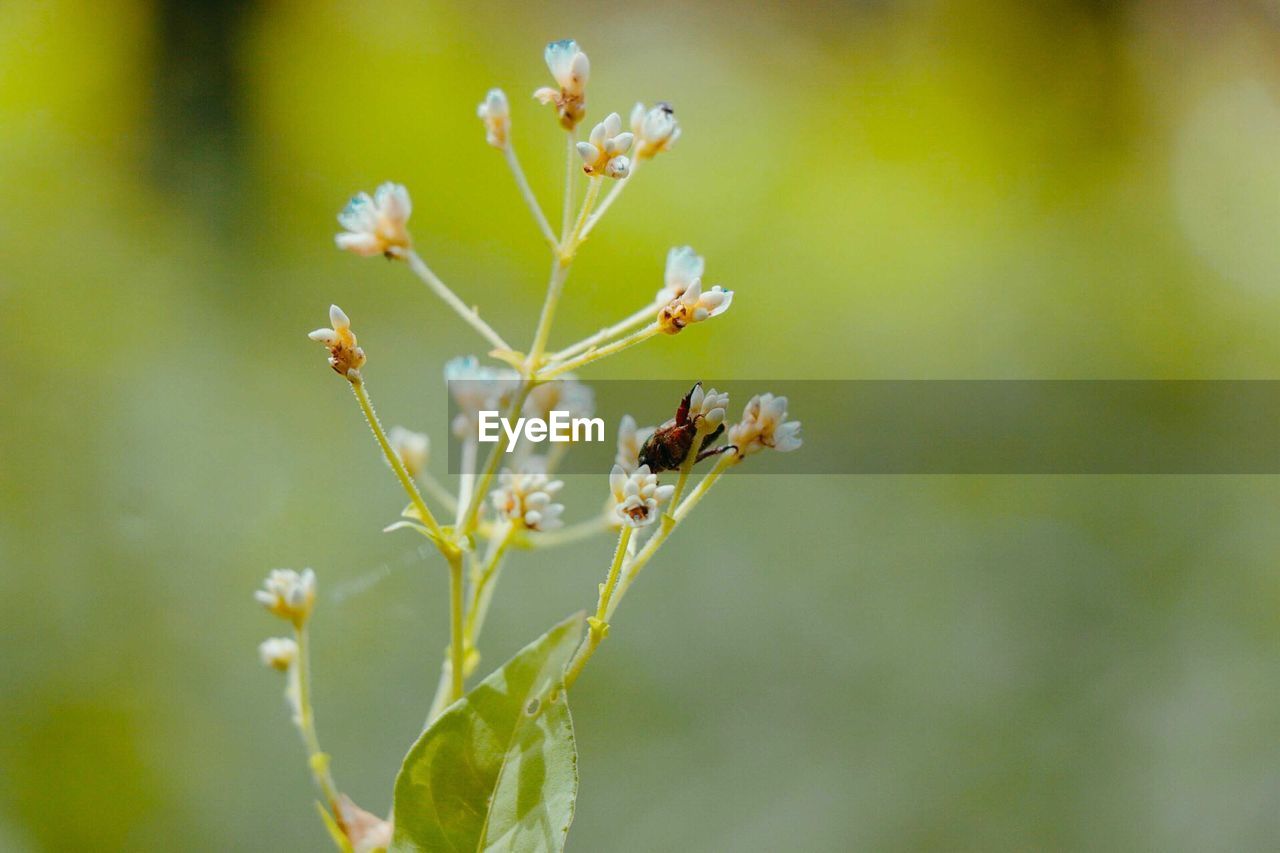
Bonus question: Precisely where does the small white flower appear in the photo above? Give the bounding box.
[687,385,729,430]
[335,182,412,258]
[576,112,633,179]
[727,393,802,457]
[533,39,589,129]
[657,279,733,334]
[258,637,298,672]
[656,246,704,302]
[524,377,594,424]
[630,101,681,160]
[615,414,655,473]
[255,568,317,627]
[477,88,511,149]
[388,427,430,478]
[308,304,366,378]
[491,469,566,532]
[445,356,521,440]
[608,464,675,528]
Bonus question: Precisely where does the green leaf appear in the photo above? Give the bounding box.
[390,613,584,853]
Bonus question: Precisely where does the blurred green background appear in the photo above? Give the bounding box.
[4,0,1280,849]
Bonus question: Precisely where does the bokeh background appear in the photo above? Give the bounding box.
[4,0,1280,849]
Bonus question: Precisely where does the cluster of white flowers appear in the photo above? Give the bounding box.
[255,568,317,627]
[477,89,510,149]
[658,280,734,334]
[630,102,681,160]
[445,355,520,440]
[727,393,803,457]
[388,427,430,478]
[608,464,675,528]
[491,470,566,532]
[308,305,366,379]
[687,385,729,430]
[534,39,590,129]
[576,112,633,179]
[334,183,413,259]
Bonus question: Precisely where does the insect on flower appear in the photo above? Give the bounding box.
[637,382,734,473]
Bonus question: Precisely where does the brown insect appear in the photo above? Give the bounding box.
[637,382,733,473]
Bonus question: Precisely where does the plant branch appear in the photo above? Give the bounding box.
[564,525,633,688]
[405,250,511,352]
[350,379,444,541]
[539,323,661,379]
[551,302,658,362]
[503,144,557,248]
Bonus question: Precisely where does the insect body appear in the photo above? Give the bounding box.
[637,382,733,472]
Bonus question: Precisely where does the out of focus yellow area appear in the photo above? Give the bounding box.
[3,1,1280,849]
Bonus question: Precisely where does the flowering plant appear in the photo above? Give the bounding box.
[256,39,800,852]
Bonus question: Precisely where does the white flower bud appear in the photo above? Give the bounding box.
[608,464,675,528]
[657,279,734,334]
[688,385,729,430]
[258,637,298,672]
[445,356,521,440]
[308,304,366,378]
[657,246,705,301]
[727,393,802,457]
[388,427,430,478]
[334,182,412,259]
[615,414,655,473]
[576,113,633,178]
[534,40,589,129]
[477,88,511,149]
[491,469,566,532]
[254,568,317,627]
[630,101,681,160]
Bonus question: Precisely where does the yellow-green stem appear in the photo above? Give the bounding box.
[350,379,444,540]
[551,302,659,362]
[564,525,633,688]
[561,131,576,240]
[293,624,340,811]
[446,549,465,702]
[579,157,641,241]
[503,143,557,247]
[528,260,570,370]
[465,522,516,641]
[405,251,511,352]
[540,324,660,379]
[564,177,603,255]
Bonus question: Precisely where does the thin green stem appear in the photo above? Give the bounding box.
[579,157,641,241]
[418,469,459,515]
[564,525,633,689]
[564,176,603,254]
[350,379,443,540]
[503,144,557,248]
[607,453,737,620]
[464,522,517,643]
[540,324,661,379]
[561,131,576,240]
[446,549,466,703]
[551,302,658,362]
[528,259,570,371]
[406,250,511,352]
[292,624,340,810]
[525,515,610,548]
